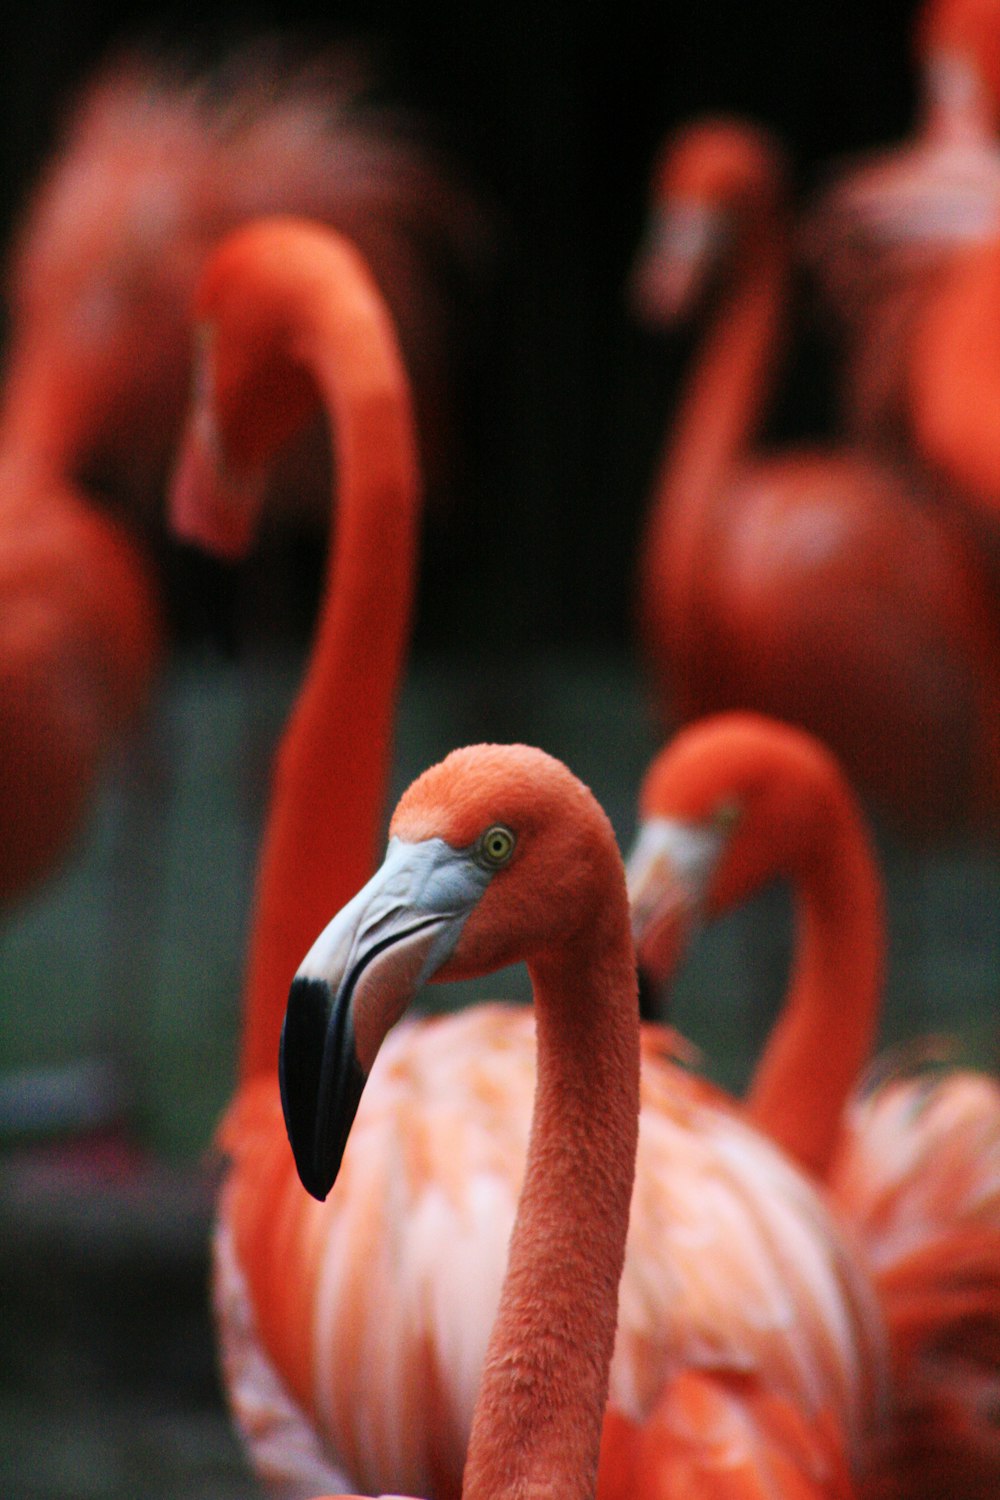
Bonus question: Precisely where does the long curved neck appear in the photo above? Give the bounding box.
[241,270,421,1083]
[640,214,788,711]
[462,918,640,1500]
[744,787,884,1180]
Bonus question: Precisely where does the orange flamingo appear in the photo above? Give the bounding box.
[0,41,482,904]
[170,220,886,1497]
[625,709,1000,1498]
[280,741,886,1498]
[631,115,1000,837]
[803,0,1000,455]
[279,742,643,1500]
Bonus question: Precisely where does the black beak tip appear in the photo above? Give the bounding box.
[279,975,369,1202]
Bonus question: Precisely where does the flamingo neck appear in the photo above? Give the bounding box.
[640,217,788,713]
[745,785,884,1179]
[240,282,421,1083]
[462,919,640,1500]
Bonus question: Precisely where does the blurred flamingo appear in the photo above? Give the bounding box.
[0,457,161,905]
[630,115,1000,837]
[626,710,1000,1499]
[0,40,485,904]
[803,0,1000,455]
[171,219,886,1498]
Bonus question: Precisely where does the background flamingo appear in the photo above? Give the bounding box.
[172,215,884,1500]
[803,0,1000,460]
[631,115,1000,837]
[625,709,1000,1499]
[0,39,486,908]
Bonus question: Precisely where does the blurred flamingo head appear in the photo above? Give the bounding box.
[628,117,786,325]
[626,713,852,987]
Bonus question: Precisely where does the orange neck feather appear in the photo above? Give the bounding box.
[462,910,640,1499]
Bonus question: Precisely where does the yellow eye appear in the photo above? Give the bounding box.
[477,824,516,868]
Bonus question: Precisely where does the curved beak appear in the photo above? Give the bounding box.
[279,836,491,1200]
[625,818,727,992]
[628,204,725,325]
[168,329,267,560]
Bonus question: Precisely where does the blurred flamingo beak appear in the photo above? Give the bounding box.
[628,204,724,326]
[625,817,727,989]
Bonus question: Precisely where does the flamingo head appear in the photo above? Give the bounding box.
[279,742,629,1199]
[168,218,328,559]
[628,116,786,325]
[625,713,858,991]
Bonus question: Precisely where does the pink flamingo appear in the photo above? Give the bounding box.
[626,710,1000,1499]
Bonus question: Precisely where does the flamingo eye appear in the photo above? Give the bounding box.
[714,800,741,832]
[476,824,516,869]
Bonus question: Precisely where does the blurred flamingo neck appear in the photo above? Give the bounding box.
[641,214,788,712]
[462,929,640,1500]
[745,782,884,1179]
[240,268,421,1083]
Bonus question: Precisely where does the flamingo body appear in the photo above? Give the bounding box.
[217,1005,883,1497]
[0,462,161,903]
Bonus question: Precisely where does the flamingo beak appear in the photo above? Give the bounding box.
[168,328,267,560]
[279,836,491,1200]
[625,818,728,995]
[628,204,725,325]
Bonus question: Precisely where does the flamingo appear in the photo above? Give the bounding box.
[625,709,1000,1498]
[169,220,886,1497]
[630,115,1000,837]
[279,742,643,1500]
[280,741,886,1498]
[803,0,1000,456]
[0,40,483,904]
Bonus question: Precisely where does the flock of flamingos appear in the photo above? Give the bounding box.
[3,0,1000,1496]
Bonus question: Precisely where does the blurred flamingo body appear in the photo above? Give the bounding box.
[172,221,886,1497]
[632,117,1000,836]
[0,43,482,903]
[625,710,1000,1498]
[804,0,1000,452]
[0,457,161,904]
